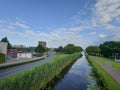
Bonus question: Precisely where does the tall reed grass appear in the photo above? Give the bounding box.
[0,53,80,90]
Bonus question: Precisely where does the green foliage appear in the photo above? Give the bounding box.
[99,41,120,58]
[64,44,75,54]
[0,53,5,63]
[55,46,64,52]
[35,44,46,53]
[86,46,100,56]
[55,44,83,54]
[0,53,80,90]
[87,56,120,90]
[1,37,12,49]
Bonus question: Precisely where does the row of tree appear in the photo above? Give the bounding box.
[85,46,100,56]
[86,41,120,58]
[54,44,83,54]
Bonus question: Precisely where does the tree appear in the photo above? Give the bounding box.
[99,41,120,58]
[63,44,83,54]
[86,46,100,56]
[1,37,12,49]
[64,44,75,54]
[56,46,64,52]
[35,45,46,53]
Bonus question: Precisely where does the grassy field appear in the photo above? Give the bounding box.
[0,53,80,90]
[87,55,120,90]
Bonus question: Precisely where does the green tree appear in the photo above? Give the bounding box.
[56,46,64,52]
[99,41,120,58]
[63,44,83,54]
[64,44,75,54]
[35,45,46,53]
[86,46,100,56]
[55,44,83,54]
[1,37,12,49]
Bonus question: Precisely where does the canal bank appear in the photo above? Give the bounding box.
[43,52,99,90]
[0,53,80,90]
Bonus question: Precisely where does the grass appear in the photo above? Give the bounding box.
[0,53,5,63]
[90,56,107,65]
[0,56,45,70]
[0,53,80,90]
[110,60,120,71]
[91,56,120,71]
[87,55,120,90]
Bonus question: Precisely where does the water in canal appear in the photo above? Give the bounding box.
[44,53,99,90]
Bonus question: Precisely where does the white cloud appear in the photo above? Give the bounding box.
[1,0,120,48]
[90,0,120,42]
[15,21,29,29]
[94,0,120,24]
[89,32,96,35]
[98,34,108,38]
[7,25,15,30]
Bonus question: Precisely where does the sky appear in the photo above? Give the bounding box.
[0,0,120,49]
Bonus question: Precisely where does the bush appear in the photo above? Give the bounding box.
[0,53,5,63]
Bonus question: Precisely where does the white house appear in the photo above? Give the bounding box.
[17,53,32,59]
[0,42,8,54]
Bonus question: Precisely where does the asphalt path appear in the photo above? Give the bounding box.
[94,59,120,84]
[0,52,54,79]
[106,60,120,75]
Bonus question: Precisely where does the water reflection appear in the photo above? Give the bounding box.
[42,59,77,90]
[42,53,98,90]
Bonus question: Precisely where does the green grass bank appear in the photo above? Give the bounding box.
[90,56,120,71]
[86,55,120,90]
[0,53,81,90]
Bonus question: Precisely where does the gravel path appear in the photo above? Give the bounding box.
[94,60,120,84]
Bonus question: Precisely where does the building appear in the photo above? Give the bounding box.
[13,45,26,48]
[0,42,8,54]
[38,41,46,48]
[7,49,18,58]
[17,53,32,59]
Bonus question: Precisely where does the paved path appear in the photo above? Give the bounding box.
[0,52,54,79]
[106,60,120,75]
[94,60,120,84]
[0,56,46,68]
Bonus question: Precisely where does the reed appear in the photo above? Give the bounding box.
[0,53,80,90]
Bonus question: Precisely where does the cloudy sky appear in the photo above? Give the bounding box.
[0,0,120,48]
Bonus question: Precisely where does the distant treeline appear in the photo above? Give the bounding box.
[86,41,120,58]
[54,44,83,54]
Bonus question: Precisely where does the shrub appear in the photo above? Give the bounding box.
[0,53,5,63]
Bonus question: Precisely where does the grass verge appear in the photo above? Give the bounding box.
[0,53,80,90]
[90,56,107,65]
[86,55,120,90]
[110,60,120,71]
[91,56,120,71]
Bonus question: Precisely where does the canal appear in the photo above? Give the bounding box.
[43,52,98,90]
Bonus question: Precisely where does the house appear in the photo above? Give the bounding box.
[38,41,46,48]
[0,42,8,54]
